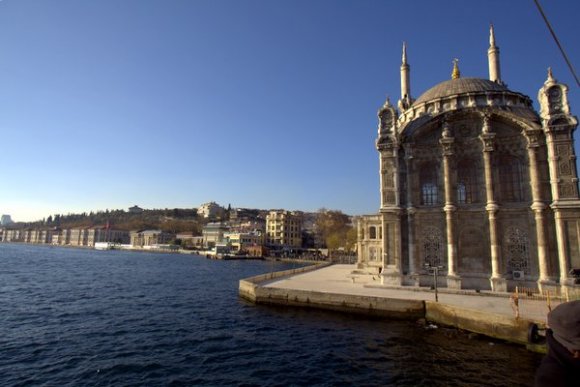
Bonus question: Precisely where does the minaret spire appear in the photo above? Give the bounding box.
[399,42,412,110]
[488,24,502,84]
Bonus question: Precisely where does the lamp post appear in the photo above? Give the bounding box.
[424,263,445,302]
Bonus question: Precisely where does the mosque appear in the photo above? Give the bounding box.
[356,26,580,293]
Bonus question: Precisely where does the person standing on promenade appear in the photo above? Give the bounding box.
[535,300,580,387]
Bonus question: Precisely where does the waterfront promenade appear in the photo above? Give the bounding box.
[240,263,558,349]
[262,264,551,323]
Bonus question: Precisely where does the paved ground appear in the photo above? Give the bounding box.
[264,264,554,323]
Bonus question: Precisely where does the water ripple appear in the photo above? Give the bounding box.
[0,244,541,386]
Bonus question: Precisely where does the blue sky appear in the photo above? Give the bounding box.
[0,0,578,222]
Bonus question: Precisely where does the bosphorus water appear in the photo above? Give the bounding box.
[0,244,541,386]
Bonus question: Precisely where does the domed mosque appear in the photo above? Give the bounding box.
[356,26,579,293]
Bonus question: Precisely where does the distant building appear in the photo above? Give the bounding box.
[69,228,87,246]
[197,202,224,219]
[0,215,13,226]
[224,231,263,252]
[86,227,130,246]
[176,232,203,249]
[128,205,144,214]
[266,210,303,248]
[2,229,23,242]
[130,230,174,247]
[202,222,229,248]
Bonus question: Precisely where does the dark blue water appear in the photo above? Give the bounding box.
[0,244,540,386]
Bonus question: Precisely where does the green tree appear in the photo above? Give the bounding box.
[315,209,353,251]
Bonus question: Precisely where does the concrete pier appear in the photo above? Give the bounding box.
[239,264,551,349]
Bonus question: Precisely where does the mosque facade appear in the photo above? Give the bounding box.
[356,27,580,293]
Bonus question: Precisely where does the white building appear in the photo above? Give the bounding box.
[197,202,224,219]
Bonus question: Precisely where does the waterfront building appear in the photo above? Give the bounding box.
[197,202,224,219]
[85,227,130,246]
[1,229,23,242]
[357,27,580,293]
[69,228,87,246]
[202,222,229,248]
[59,229,71,245]
[266,210,303,249]
[130,230,175,247]
[130,230,175,248]
[224,231,264,253]
[176,232,203,249]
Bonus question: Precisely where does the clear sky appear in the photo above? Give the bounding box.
[0,0,578,222]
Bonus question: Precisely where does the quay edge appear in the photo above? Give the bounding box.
[239,265,545,351]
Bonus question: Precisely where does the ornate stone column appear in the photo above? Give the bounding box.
[525,130,553,290]
[404,143,419,285]
[480,115,506,292]
[356,217,364,268]
[378,141,404,286]
[440,122,461,289]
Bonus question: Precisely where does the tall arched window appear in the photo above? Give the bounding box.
[457,158,480,204]
[420,163,439,206]
[369,226,377,239]
[499,156,524,202]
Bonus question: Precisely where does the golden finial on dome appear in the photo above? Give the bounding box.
[451,58,461,79]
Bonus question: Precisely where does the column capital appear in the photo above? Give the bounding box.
[481,112,492,133]
[479,132,496,152]
[439,137,455,156]
[524,129,543,149]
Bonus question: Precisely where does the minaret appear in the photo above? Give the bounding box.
[488,24,502,84]
[398,42,412,110]
[537,68,580,289]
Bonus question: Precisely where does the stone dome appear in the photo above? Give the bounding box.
[413,77,509,105]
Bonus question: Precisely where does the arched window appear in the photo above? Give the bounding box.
[369,226,377,239]
[457,159,480,204]
[499,156,524,202]
[420,164,439,206]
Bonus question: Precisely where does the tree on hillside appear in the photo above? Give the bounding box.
[315,209,353,251]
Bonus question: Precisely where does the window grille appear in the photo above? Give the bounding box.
[423,226,443,267]
[505,227,530,273]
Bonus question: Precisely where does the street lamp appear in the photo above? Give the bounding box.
[424,263,445,302]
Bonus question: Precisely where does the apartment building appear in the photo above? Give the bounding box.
[265,210,302,248]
